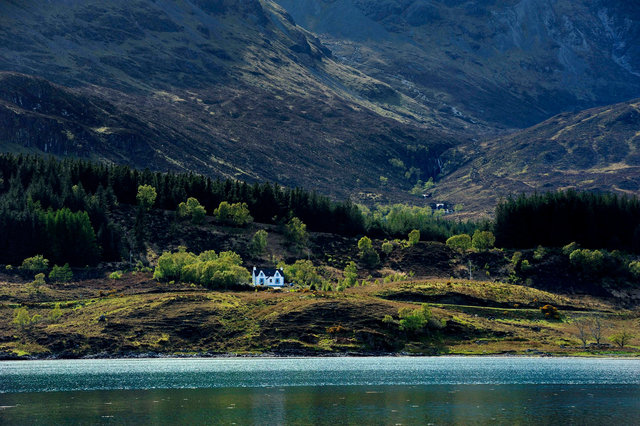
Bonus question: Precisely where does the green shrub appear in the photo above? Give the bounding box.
[383,272,407,283]
[181,251,249,288]
[511,251,523,268]
[388,158,405,169]
[533,245,546,261]
[153,246,196,281]
[398,304,432,332]
[13,307,41,331]
[342,261,358,288]
[134,260,153,273]
[49,303,63,323]
[471,230,495,251]
[381,241,394,255]
[109,271,123,280]
[407,229,420,246]
[49,264,73,283]
[29,273,46,293]
[562,241,580,256]
[321,282,334,292]
[20,255,49,274]
[446,234,472,252]
[409,178,434,195]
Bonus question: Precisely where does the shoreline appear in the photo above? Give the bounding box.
[2,351,639,361]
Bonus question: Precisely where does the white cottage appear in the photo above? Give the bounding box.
[252,267,286,287]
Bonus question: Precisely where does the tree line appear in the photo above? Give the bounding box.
[494,190,640,253]
[0,154,477,266]
[3,154,639,273]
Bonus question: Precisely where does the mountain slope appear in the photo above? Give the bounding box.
[275,0,640,128]
[0,0,459,198]
[433,99,640,216]
[0,72,172,168]
[2,0,640,211]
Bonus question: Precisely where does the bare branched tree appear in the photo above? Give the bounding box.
[574,317,590,348]
[589,315,605,346]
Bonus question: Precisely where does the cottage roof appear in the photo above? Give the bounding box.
[254,268,283,277]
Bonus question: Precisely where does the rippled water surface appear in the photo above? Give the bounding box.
[1,357,639,424]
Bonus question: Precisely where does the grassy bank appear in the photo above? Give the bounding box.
[1,272,638,359]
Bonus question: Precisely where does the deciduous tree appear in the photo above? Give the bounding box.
[136,185,157,211]
[608,330,633,348]
[358,236,380,268]
[472,230,495,251]
[249,230,268,256]
[446,234,472,252]
[284,217,308,248]
[177,197,207,224]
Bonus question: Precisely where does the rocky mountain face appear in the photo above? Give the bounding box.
[276,0,640,128]
[0,0,458,199]
[1,0,639,212]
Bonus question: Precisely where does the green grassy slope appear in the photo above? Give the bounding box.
[1,273,638,358]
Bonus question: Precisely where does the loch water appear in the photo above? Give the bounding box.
[1,357,639,424]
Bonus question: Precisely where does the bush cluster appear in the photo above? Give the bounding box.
[445,231,495,252]
[569,249,606,274]
[20,255,49,274]
[154,247,250,289]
